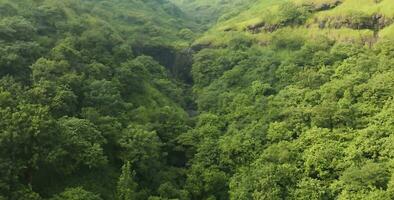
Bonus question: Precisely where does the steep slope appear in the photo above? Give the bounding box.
[183,0,394,200]
[170,0,258,30]
[195,0,394,47]
[0,0,196,199]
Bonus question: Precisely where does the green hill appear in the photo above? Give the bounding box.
[196,0,394,47]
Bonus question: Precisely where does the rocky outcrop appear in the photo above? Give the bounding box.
[317,13,392,31]
[246,22,281,34]
[312,0,342,11]
[191,42,212,51]
[371,14,392,31]
[223,27,236,32]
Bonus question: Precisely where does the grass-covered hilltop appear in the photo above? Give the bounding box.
[1,0,394,199]
[197,0,394,46]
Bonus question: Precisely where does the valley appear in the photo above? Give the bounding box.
[0,0,394,200]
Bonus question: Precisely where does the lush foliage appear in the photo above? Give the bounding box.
[0,0,193,199]
[189,34,394,200]
[1,0,394,199]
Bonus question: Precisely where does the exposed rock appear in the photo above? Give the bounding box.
[319,21,326,29]
[191,42,212,51]
[318,13,392,31]
[372,13,392,31]
[187,110,199,117]
[223,27,235,32]
[313,0,342,11]
[246,21,266,33]
[246,22,281,34]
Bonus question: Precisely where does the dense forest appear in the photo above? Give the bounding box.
[1,0,394,199]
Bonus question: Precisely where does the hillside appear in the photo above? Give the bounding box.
[187,0,394,199]
[196,0,394,47]
[170,0,257,30]
[0,0,196,199]
[1,0,394,200]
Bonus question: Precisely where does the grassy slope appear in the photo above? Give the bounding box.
[170,0,257,30]
[195,0,394,47]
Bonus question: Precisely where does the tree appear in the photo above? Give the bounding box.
[290,178,329,200]
[0,17,40,79]
[0,104,55,189]
[27,80,77,117]
[117,125,162,187]
[83,80,126,116]
[230,162,298,200]
[47,117,107,174]
[0,16,36,41]
[51,187,102,200]
[336,163,390,199]
[115,57,150,95]
[117,161,138,200]
[30,58,70,83]
[278,2,310,26]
